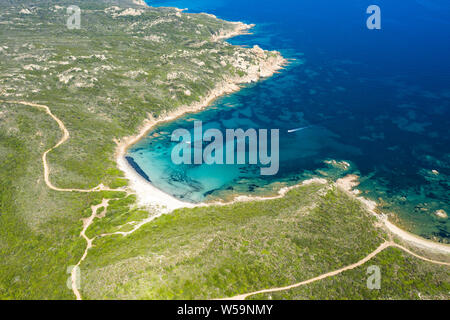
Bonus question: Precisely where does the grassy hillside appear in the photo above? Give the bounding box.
[0,0,278,190]
[0,102,104,299]
[80,183,385,299]
[80,183,449,300]
[250,247,450,300]
[0,0,282,299]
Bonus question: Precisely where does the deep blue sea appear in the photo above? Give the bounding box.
[133,0,450,240]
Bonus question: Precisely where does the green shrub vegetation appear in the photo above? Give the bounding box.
[250,247,450,300]
[0,0,278,299]
[0,0,448,300]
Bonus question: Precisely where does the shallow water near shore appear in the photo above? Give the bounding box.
[132,0,450,241]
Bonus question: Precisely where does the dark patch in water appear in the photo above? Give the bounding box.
[204,189,220,197]
[435,228,450,239]
[126,156,151,183]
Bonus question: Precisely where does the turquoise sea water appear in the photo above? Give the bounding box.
[133,0,450,240]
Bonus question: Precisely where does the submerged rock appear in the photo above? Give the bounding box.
[434,210,448,219]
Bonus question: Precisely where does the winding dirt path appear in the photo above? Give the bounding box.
[223,241,450,300]
[71,199,110,300]
[1,100,126,300]
[390,243,450,266]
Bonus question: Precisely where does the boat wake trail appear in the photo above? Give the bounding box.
[287,126,312,133]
